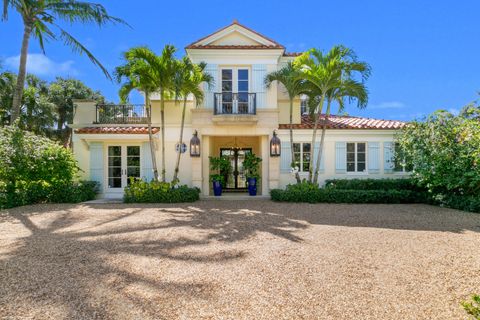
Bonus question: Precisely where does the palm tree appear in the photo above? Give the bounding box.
[172,57,213,184]
[265,61,304,183]
[2,0,126,123]
[295,46,370,183]
[115,48,160,181]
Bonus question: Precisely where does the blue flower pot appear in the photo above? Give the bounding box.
[247,177,257,196]
[212,181,222,196]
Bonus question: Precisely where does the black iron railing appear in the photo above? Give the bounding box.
[213,93,256,115]
[95,104,150,124]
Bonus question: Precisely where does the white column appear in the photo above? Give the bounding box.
[201,135,210,196]
[261,135,270,196]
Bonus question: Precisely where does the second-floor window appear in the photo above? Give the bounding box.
[293,142,311,172]
[221,68,249,113]
[300,95,308,115]
[347,142,366,172]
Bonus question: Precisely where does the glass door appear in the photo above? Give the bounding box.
[220,68,249,114]
[107,145,141,192]
[220,148,252,190]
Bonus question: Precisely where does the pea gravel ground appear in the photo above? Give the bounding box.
[0,201,479,320]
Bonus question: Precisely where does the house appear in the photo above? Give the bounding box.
[69,20,407,198]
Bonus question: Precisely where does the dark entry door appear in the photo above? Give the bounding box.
[220,148,252,190]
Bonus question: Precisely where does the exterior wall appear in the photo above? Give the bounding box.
[278,98,301,125]
[277,129,408,188]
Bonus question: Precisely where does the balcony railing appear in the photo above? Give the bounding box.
[95,104,150,124]
[214,93,256,115]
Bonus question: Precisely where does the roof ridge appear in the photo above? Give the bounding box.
[302,113,403,123]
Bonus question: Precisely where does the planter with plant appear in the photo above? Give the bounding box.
[209,156,231,196]
[243,153,262,196]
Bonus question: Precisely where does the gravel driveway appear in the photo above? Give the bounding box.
[0,201,479,319]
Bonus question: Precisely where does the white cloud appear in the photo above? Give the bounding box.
[4,53,77,76]
[448,108,460,115]
[369,101,407,110]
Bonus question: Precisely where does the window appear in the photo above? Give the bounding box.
[293,143,311,172]
[300,95,308,115]
[394,143,412,172]
[346,142,366,172]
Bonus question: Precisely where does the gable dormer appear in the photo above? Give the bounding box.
[185,20,285,50]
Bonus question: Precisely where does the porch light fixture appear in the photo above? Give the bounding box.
[270,130,281,157]
[190,130,201,157]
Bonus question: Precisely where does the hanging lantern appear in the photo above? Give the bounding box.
[190,130,201,157]
[270,130,281,157]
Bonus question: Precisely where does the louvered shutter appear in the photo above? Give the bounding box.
[368,142,380,173]
[335,142,347,174]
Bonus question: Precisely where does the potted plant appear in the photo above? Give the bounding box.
[243,153,262,196]
[209,156,231,196]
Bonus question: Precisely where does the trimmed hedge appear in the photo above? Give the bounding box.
[271,179,480,213]
[124,180,200,203]
[0,180,98,209]
[325,178,419,191]
[271,182,427,204]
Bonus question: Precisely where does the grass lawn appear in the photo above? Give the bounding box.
[0,201,479,319]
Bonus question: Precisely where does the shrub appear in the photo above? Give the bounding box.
[434,193,480,213]
[271,181,428,204]
[124,179,200,203]
[462,294,480,319]
[325,178,419,191]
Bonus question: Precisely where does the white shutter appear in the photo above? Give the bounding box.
[90,142,104,190]
[280,141,291,173]
[335,142,347,174]
[142,141,154,181]
[312,142,325,174]
[203,64,218,108]
[368,142,380,173]
[252,64,267,108]
[384,142,394,173]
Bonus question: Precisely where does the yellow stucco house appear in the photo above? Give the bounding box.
[69,21,407,198]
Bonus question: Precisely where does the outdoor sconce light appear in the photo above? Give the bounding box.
[190,130,201,157]
[270,130,281,157]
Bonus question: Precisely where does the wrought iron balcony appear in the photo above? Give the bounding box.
[214,93,256,115]
[95,104,150,124]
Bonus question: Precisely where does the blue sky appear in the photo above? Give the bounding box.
[1,0,479,120]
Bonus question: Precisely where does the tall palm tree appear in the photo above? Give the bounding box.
[115,48,160,181]
[295,46,371,183]
[2,0,126,122]
[172,57,213,184]
[265,61,304,183]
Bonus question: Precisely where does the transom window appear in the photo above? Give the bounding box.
[346,142,366,172]
[293,143,311,172]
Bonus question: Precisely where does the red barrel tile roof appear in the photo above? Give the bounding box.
[75,127,159,134]
[279,114,405,130]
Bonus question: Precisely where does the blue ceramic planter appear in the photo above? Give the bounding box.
[212,181,222,196]
[247,177,257,196]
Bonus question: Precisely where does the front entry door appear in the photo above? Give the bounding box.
[107,145,141,193]
[220,148,252,190]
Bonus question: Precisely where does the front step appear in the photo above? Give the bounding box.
[201,194,270,201]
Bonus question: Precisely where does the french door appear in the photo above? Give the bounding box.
[107,145,141,192]
[220,148,252,190]
[221,68,249,114]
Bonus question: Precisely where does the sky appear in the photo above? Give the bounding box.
[0,0,479,120]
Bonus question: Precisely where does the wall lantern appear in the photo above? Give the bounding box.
[190,130,201,157]
[270,130,281,157]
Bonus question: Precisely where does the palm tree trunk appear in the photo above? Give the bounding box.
[160,91,166,182]
[313,100,331,184]
[308,94,326,183]
[146,94,159,181]
[172,97,187,184]
[289,98,301,183]
[11,23,32,123]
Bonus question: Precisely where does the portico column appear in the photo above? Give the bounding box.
[201,135,210,196]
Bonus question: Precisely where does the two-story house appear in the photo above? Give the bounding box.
[69,21,407,198]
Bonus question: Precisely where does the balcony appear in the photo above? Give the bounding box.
[95,104,149,124]
[214,93,256,115]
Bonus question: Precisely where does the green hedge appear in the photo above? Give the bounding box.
[325,178,419,191]
[124,180,200,203]
[271,182,427,204]
[0,180,98,209]
[435,194,480,213]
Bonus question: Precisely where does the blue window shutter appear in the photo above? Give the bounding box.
[90,142,104,190]
[252,64,267,108]
[280,141,291,173]
[384,142,394,173]
[312,142,325,173]
[335,142,346,173]
[203,64,218,108]
[142,141,154,181]
[368,142,380,173]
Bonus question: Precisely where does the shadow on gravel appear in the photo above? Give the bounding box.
[0,201,309,319]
